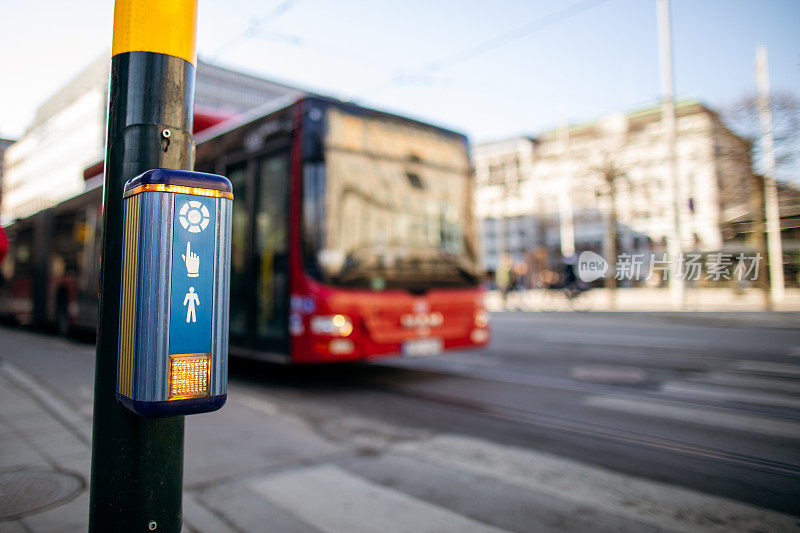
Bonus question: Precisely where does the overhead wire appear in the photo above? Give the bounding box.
[357,0,612,97]
[208,0,299,60]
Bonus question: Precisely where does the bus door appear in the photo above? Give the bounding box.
[224,148,290,353]
[226,162,253,346]
[253,151,290,351]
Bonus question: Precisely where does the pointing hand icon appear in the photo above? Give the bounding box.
[181,241,200,278]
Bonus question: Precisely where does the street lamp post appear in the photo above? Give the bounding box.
[755,43,785,306]
[657,0,685,309]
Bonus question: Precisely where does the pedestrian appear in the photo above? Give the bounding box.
[0,225,7,264]
[496,254,513,308]
[558,254,579,295]
[0,225,7,286]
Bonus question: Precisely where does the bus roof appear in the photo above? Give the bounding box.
[193,94,468,147]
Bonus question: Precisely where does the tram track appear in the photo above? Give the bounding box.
[229,350,800,479]
[359,362,800,479]
[373,381,800,477]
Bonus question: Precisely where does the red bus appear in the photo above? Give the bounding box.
[0,95,489,363]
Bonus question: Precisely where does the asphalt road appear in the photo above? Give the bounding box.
[2,312,799,532]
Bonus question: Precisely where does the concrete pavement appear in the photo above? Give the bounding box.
[0,360,89,532]
[2,322,800,532]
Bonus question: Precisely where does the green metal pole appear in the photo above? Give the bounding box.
[89,2,197,531]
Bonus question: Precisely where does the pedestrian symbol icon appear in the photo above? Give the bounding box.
[179,201,210,233]
[183,287,200,323]
[181,241,200,277]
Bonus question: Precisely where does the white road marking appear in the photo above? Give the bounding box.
[379,358,597,392]
[569,365,647,384]
[735,360,800,377]
[419,352,504,368]
[690,372,800,395]
[583,395,800,439]
[249,464,507,533]
[234,394,280,416]
[662,381,800,409]
[393,435,800,533]
[534,330,706,349]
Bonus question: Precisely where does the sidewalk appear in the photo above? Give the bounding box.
[0,323,358,533]
[0,361,90,532]
[0,333,356,533]
[0,358,249,533]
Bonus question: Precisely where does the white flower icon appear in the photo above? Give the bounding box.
[179,201,210,233]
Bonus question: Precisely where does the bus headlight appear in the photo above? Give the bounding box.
[470,328,489,344]
[474,309,489,328]
[310,314,354,337]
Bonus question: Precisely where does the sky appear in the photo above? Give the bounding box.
[0,0,798,144]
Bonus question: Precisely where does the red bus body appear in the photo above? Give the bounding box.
[1,96,489,363]
[290,282,486,364]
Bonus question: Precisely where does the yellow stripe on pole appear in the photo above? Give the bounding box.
[112,0,197,65]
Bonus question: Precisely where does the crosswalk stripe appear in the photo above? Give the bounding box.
[690,372,800,395]
[534,330,705,349]
[393,435,800,533]
[234,394,280,416]
[735,360,800,377]
[661,381,800,409]
[583,395,800,439]
[249,464,507,533]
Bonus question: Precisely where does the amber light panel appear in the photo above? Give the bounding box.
[124,183,233,199]
[169,354,211,400]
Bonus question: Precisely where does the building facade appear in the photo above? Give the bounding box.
[0,137,15,211]
[474,102,754,273]
[1,55,302,223]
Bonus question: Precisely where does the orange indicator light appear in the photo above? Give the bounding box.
[169,353,211,400]
[124,184,233,200]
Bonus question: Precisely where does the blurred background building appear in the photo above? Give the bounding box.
[3,54,798,287]
[0,137,15,210]
[475,101,758,274]
[1,55,302,223]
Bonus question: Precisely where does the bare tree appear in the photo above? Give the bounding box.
[594,162,625,310]
[724,91,800,183]
[577,113,630,309]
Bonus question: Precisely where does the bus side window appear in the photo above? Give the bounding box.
[14,228,34,277]
[302,162,326,279]
[227,164,249,339]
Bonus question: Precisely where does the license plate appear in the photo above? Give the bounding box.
[402,338,442,357]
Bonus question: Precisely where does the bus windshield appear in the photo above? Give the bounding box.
[303,106,480,291]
